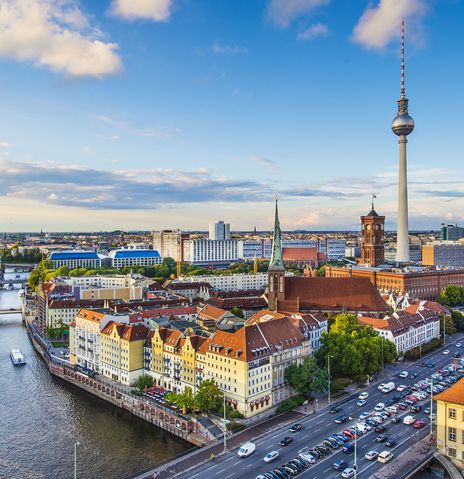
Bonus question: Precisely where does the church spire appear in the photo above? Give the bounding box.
[269,199,284,271]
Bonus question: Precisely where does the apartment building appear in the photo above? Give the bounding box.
[176,272,272,291]
[183,239,238,265]
[100,321,148,385]
[422,241,464,268]
[435,378,464,469]
[152,230,189,261]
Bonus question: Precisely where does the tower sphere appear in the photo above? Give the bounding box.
[391,113,414,136]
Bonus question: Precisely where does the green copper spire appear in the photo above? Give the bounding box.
[269,199,285,271]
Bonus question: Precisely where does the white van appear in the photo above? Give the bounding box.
[403,415,416,425]
[378,451,393,463]
[238,442,256,458]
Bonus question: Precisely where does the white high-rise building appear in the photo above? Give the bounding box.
[209,220,230,240]
[183,239,238,265]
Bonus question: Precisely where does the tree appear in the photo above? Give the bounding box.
[194,379,223,414]
[286,356,328,397]
[316,265,326,277]
[440,315,457,337]
[176,387,196,414]
[230,306,244,319]
[438,285,464,307]
[135,374,154,390]
[451,310,464,332]
[329,314,360,335]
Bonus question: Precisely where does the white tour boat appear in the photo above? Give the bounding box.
[10,349,26,365]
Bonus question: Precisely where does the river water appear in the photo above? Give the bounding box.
[0,290,192,479]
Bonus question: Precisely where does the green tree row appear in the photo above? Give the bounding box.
[315,314,397,381]
[438,284,464,307]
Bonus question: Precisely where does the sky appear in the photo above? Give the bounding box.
[0,0,463,232]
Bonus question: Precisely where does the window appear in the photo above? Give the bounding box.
[448,448,456,458]
[448,427,456,442]
[449,408,456,419]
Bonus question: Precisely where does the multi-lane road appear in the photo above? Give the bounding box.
[177,335,464,479]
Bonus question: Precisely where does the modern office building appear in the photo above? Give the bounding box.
[108,249,162,268]
[209,220,231,240]
[422,241,464,268]
[441,224,464,241]
[49,250,108,269]
[183,239,238,265]
[152,230,189,261]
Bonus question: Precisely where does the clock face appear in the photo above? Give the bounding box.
[366,224,371,230]
[375,224,379,230]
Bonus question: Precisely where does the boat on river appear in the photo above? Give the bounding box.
[10,349,26,365]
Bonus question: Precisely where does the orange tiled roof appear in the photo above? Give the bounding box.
[246,309,286,325]
[101,321,148,341]
[76,308,106,323]
[198,304,228,321]
[434,378,464,406]
[282,247,318,261]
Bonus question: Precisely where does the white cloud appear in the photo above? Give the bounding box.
[249,156,278,172]
[297,23,329,40]
[111,0,172,22]
[0,0,121,77]
[353,0,428,48]
[266,0,330,28]
[0,141,13,148]
[97,114,179,139]
[211,44,248,56]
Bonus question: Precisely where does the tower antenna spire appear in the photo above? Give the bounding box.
[401,19,405,97]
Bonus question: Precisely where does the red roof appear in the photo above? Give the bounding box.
[282,247,318,261]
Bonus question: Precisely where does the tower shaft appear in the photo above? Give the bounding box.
[396,136,409,262]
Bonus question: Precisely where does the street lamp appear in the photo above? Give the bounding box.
[223,394,227,453]
[74,442,80,479]
[354,429,358,479]
[327,355,333,405]
[381,338,384,378]
[442,316,446,345]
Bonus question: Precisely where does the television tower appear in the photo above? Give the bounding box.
[392,20,414,263]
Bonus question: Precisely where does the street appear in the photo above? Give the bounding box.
[175,335,464,479]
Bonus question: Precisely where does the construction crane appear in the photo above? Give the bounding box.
[253,255,258,273]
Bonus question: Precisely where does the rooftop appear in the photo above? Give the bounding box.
[434,378,464,406]
[108,249,161,259]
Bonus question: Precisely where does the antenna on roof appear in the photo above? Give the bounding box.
[401,19,405,97]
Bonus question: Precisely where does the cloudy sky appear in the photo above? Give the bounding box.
[0,0,463,232]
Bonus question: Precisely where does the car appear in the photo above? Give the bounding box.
[453,352,461,358]
[264,451,280,463]
[399,371,409,378]
[291,458,307,469]
[289,423,304,433]
[359,392,369,400]
[342,430,354,439]
[414,421,426,429]
[273,468,289,479]
[375,425,386,433]
[279,437,294,447]
[365,450,379,461]
[427,362,435,368]
[411,372,418,379]
[334,433,349,443]
[397,384,407,392]
[391,416,400,424]
[397,402,407,410]
[424,407,431,414]
[333,459,347,471]
[357,399,367,407]
[256,475,267,479]
[378,451,394,463]
[308,449,320,459]
[341,467,355,478]
[403,415,416,425]
[386,406,398,414]
[330,435,345,446]
[342,444,355,454]
[443,350,450,355]
[378,383,387,390]
[359,411,370,420]
[374,403,385,411]
[299,453,315,464]
[330,406,342,414]
[456,342,462,347]
[376,434,388,443]
[420,361,427,367]
[411,405,422,413]
[385,439,397,447]
[335,415,350,424]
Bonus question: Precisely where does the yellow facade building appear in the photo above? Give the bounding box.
[435,377,464,469]
[100,321,148,385]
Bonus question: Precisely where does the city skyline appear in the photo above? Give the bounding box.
[0,0,463,232]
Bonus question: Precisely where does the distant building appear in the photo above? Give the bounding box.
[183,239,238,265]
[360,204,385,267]
[326,264,464,301]
[384,244,421,263]
[49,250,108,269]
[435,378,464,470]
[238,239,272,260]
[281,247,325,268]
[176,272,280,291]
[124,242,150,250]
[163,280,212,300]
[441,223,464,241]
[152,230,189,261]
[108,249,162,268]
[209,220,230,240]
[422,241,464,268]
[318,238,346,260]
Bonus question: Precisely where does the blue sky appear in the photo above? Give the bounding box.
[0,0,463,232]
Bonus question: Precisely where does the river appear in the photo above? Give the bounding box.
[0,290,192,479]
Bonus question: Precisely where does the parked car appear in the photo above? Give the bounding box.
[365,450,379,461]
[264,451,280,463]
[299,453,315,464]
[359,411,370,420]
[279,437,294,447]
[374,403,385,411]
[375,425,386,433]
